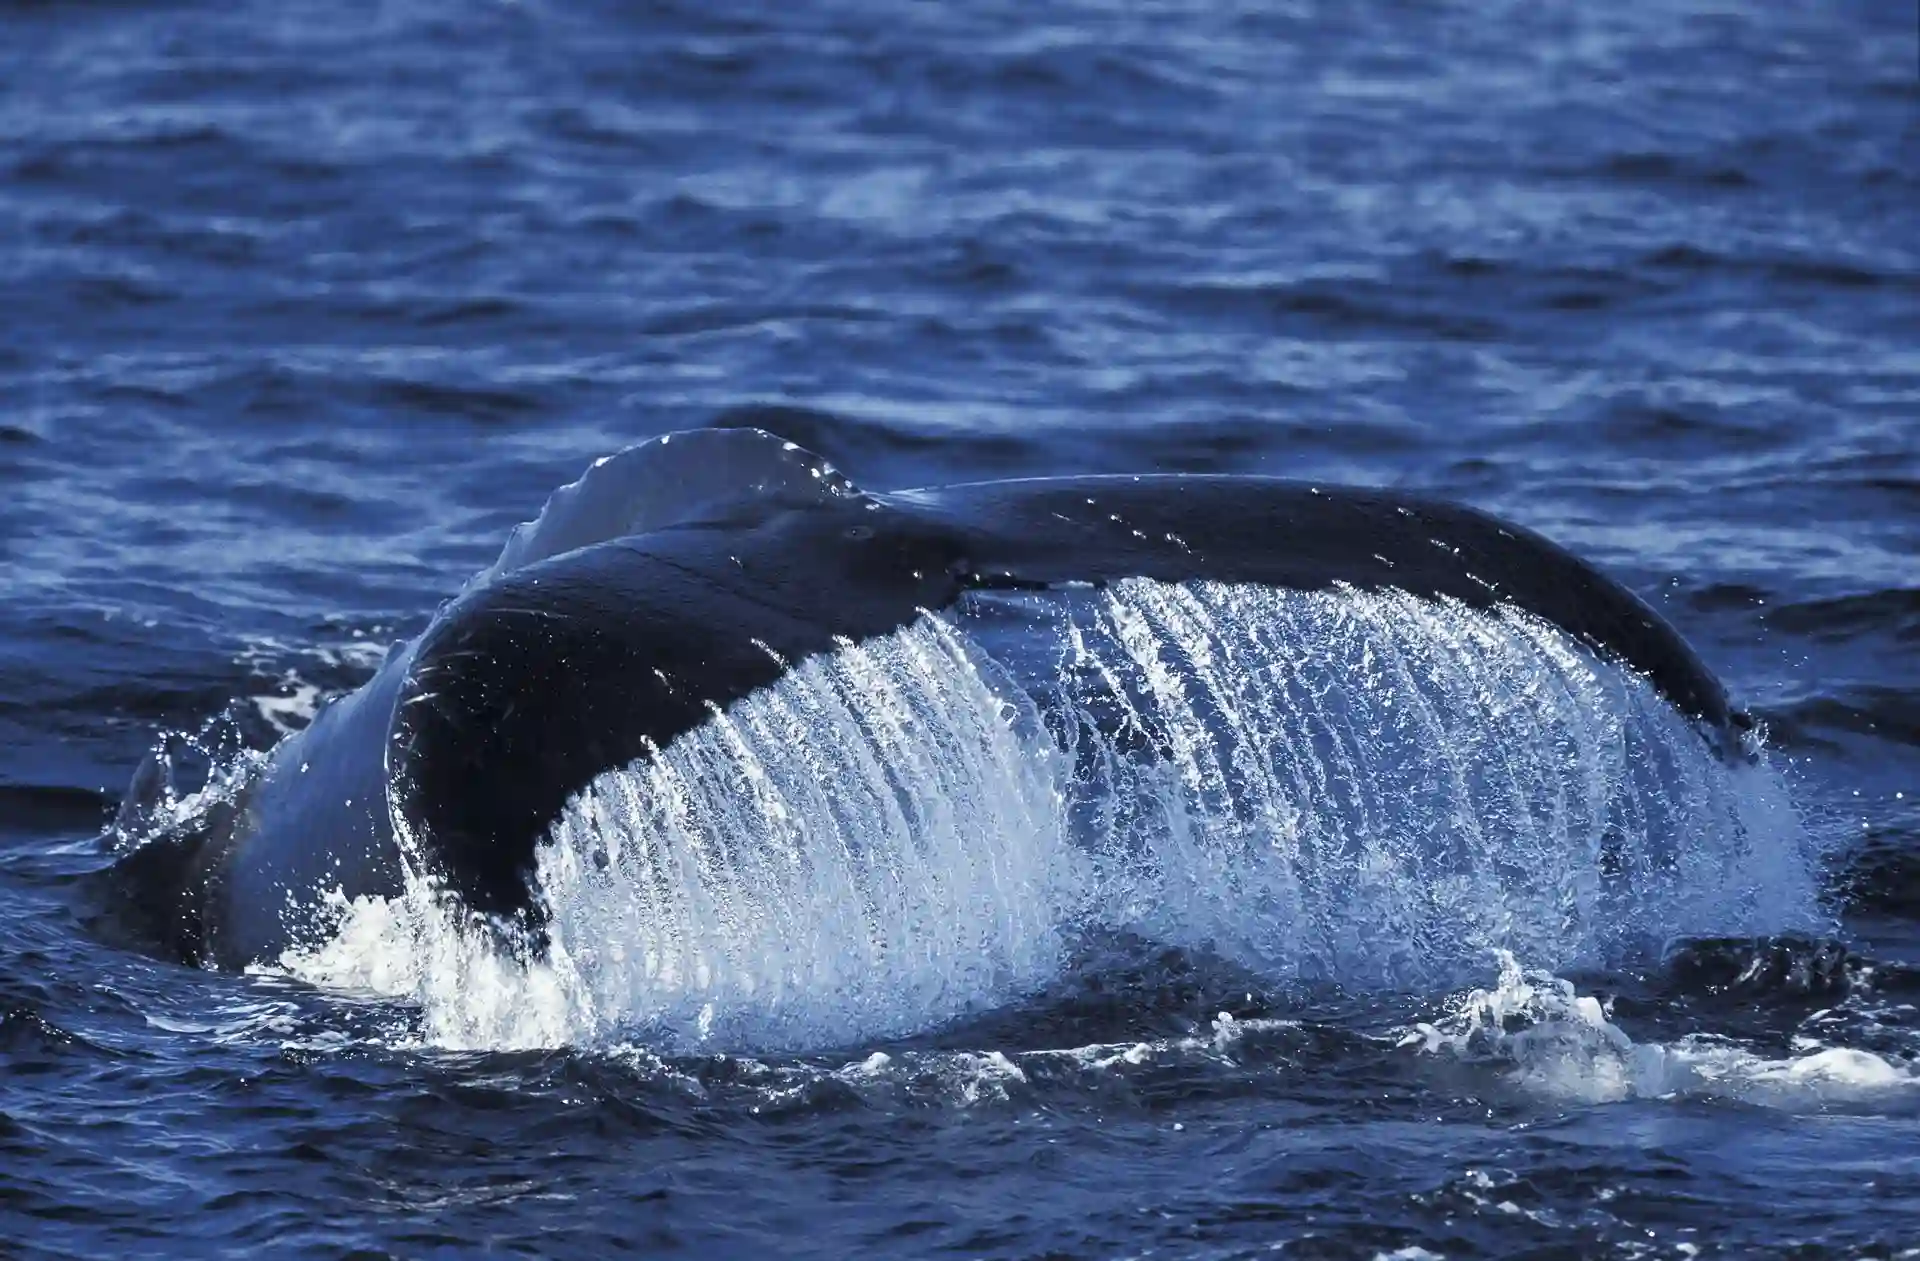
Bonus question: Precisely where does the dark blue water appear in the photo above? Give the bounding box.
[4,0,1917,1255]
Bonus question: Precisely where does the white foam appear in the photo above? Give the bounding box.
[253,677,324,735]
[236,633,394,734]
[1408,951,1916,1111]
[277,886,586,1050]
[582,1009,1303,1111]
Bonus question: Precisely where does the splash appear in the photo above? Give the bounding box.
[1408,951,1916,1112]
[282,580,1828,1053]
[531,616,1076,1051]
[287,617,1077,1051]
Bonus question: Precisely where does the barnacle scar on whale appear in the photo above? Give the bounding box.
[104,427,1753,968]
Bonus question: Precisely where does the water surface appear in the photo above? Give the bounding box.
[2,0,1917,1256]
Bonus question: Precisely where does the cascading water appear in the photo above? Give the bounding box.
[284,579,1826,1054]
[1028,580,1818,985]
[533,617,1077,1051]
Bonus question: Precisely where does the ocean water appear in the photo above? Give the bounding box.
[3,0,1917,1257]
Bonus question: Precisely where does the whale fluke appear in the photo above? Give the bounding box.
[105,428,1752,965]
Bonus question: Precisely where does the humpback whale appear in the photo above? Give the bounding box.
[104,428,1749,969]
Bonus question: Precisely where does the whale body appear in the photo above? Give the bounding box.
[105,428,1748,968]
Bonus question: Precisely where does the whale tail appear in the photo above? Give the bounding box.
[389,430,1748,939]
[99,429,1754,966]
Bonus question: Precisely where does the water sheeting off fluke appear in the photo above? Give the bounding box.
[290,580,1824,1053]
[1029,581,1816,985]
[534,619,1074,1050]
